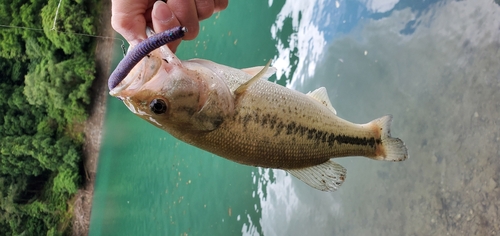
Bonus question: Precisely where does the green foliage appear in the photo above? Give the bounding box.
[41,0,95,55]
[0,33,24,59]
[53,168,78,195]
[1,0,100,234]
[1,136,45,176]
[24,55,95,124]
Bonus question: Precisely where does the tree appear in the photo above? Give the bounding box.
[41,0,95,55]
[1,0,98,233]
[0,33,24,60]
[23,55,94,124]
[52,168,78,195]
[0,136,45,177]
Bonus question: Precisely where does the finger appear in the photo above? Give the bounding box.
[111,0,154,45]
[214,0,229,11]
[194,0,215,20]
[165,0,200,40]
[111,13,147,45]
[152,1,182,52]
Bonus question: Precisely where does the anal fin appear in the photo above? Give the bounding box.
[285,160,346,192]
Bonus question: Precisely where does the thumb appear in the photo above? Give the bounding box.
[152,1,182,53]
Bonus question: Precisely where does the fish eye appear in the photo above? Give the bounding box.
[149,98,168,114]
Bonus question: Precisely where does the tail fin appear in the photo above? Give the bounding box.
[371,115,409,162]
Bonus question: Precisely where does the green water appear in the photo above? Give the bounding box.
[90,0,500,235]
[90,1,284,235]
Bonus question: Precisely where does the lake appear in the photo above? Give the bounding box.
[89,0,500,235]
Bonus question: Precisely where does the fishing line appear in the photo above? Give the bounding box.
[0,24,127,56]
[51,0,63,31]
[0,0,128,54]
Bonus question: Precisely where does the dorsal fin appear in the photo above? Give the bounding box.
[306,87,337,115]
[234,60,273,96]
[285,160,346,192]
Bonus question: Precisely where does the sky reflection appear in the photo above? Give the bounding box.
[270,0,330,88]
[249,0,500,235]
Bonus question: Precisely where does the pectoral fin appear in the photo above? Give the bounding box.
[235,60,274,96]
[285,160,346,192]
[306,87,337,115]
[241,64,277,79]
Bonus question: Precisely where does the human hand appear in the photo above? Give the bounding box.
[111,0,228,53]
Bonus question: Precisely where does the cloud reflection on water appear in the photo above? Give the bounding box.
[246,0,500,235]
[240,1,346,235]
[270,0,329,88]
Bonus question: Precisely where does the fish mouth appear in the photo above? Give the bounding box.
[108,26,187,92]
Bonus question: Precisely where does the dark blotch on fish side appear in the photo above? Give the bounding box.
[335,135,377,148]
[108,26,187,91]
[242,114,252,128]
[275,121,285,136]
[261,114,270,126]
[269,115,278,129]
[286,122,296,135]
[244,111,381,148]
[327,133,336,146]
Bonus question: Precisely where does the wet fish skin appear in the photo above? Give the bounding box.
[180,74,391,169]
[109,29,408,191]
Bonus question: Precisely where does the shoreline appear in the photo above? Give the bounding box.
[72,0,115,234]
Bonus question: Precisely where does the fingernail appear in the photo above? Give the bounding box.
[153,1,174,24]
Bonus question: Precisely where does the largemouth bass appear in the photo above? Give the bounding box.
[109,27,408,192]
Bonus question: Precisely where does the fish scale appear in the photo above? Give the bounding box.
[185,78,382,169]
[109,28,408,191]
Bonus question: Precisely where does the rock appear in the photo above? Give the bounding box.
[487,205,497,219]
[484,178,497,192]
[432,196,443,210]
[432,154,438,163]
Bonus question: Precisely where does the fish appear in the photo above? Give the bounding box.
[108,27,409,192]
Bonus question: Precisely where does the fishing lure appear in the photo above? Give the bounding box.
[108,26,187,90]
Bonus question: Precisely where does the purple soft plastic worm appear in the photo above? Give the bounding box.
[108,26,187,90]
